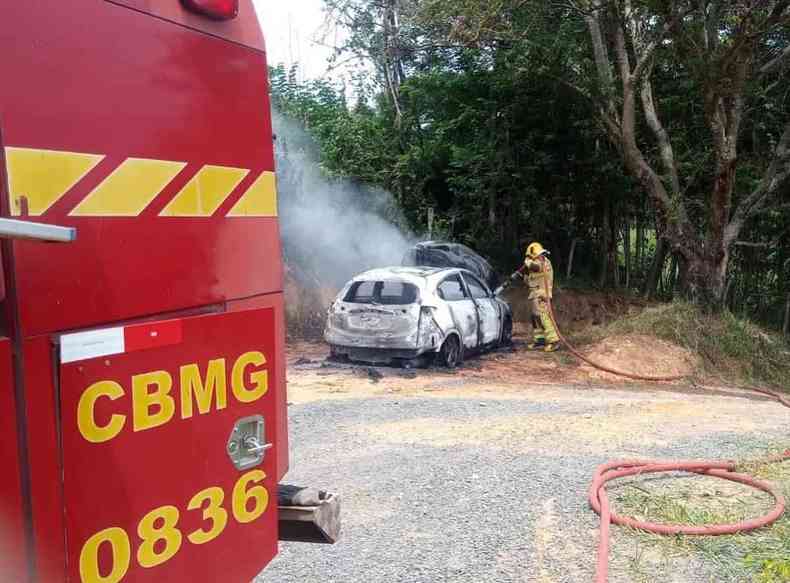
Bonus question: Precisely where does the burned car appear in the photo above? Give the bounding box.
[401,241,498,290]
[325,267,513,367]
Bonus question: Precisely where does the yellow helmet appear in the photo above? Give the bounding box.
[526,241,547,259]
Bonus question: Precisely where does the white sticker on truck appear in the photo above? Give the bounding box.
[60,327,125,364]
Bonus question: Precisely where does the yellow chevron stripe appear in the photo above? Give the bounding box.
[226,171,278,217]
[159,165,249,217]
[70,158,186,216]
[5,147,104,216]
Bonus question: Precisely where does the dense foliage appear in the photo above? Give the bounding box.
[269,0,790,332]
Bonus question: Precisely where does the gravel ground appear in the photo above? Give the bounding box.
[256,364,789,583]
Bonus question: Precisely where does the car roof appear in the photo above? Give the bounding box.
[415,240,471,251]
[351,266,469,287]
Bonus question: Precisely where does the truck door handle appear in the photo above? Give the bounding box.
[227,415,271,470]
[243,436,273,454]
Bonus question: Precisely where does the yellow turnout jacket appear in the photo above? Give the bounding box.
[524,256,554,300]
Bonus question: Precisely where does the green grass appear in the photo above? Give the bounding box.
[615,452,790,582]
[584,301,790,389]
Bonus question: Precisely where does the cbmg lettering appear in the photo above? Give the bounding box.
[77,351,269,444]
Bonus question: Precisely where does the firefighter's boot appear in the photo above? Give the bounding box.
[543,342,559,353]
[527,338,546,350]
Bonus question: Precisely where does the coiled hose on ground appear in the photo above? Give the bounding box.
[588,451,790,583]
[523,263,790,582]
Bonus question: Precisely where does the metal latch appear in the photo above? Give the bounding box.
[227,415,272,471]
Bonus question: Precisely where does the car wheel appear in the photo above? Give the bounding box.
[329,345,349,363]
[501,317,513,346]
[439,335,463,368]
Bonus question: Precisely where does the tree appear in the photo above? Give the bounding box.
[320,0,417,123]
[416,0,790,309]
[271,0,790,330]
[582,1,790,308]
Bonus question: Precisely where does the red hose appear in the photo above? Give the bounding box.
[590,454,790,583]
[745,385,790,409]
[546,295,686,382]
[521,262,790,581]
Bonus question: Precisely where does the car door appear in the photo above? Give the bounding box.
[462,273,501,344]
[436,274,479,348]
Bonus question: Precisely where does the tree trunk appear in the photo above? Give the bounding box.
[488,188,496,228]
[724,278,734,310]
[488,108,497,229]
[635,214,644,274]
[667,253,678,297]
[509,191,519,262]
[610,211,620,288]
[599,200,610,288]
[548,232,562,275]
[566,238,578,280]
[382,0,404,126]
[681,251,728,310]
[783,293,790,337]
[644,236,668,299]
[623,216,631,289]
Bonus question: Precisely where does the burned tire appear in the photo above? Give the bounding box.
[439,335,463,368]
[328,345,350,363]
[501,317,513,346]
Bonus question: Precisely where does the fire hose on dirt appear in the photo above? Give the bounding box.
[496,263,790,583]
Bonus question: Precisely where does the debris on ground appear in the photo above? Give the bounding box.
[286,326,698,392]
[352,367,385,383]
[367,368,384,383]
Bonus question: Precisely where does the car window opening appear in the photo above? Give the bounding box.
[464,275,489,300]
[437,275,468,301]
[344,281,419,305]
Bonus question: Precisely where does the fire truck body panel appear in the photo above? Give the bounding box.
[107,0,266,51]
[59,309,278,583]
[21,335,64,583]
[226,285,289,481]
[1,0,282,338]
[0,337,26,582]
[0,1,290,581]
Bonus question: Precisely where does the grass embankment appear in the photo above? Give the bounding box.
[616,451,790,582]
[588,301,790,389]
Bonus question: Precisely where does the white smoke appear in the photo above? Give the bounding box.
[274,110,414,287]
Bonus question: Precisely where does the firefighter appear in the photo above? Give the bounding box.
[524,242,559,352]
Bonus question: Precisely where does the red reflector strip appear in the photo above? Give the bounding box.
[124,320,183,353]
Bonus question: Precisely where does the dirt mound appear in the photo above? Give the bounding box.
[580,334,698,382]
[504,287,647,332]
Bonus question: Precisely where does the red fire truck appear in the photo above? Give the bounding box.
[0,1,337,581]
